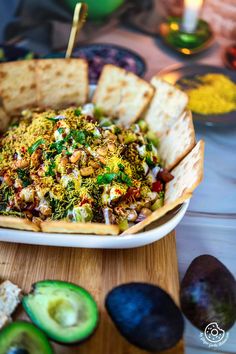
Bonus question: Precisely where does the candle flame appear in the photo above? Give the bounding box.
[184,0,203,10]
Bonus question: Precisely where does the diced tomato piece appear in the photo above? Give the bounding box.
[157,168,174,183]
[152,181,163,193]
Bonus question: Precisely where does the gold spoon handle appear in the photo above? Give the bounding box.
[65,2,88,59]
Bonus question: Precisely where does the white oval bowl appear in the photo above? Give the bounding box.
[0,200,189,248]
[0,85,190,248]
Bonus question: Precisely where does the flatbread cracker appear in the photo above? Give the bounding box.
[145,76,188,135]
[0,216,40,232]
[93,64,154,126]
[159,110,196,171]
[122,193,191,235]
[0,61,37,114]
[41,220,120,235]
[0,106,10,131]
[165,140,204,204]
[36,59,88,108]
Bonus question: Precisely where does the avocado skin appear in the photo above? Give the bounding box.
[180,255,236,331]
[105,282,184,352]
[0,321,54,354]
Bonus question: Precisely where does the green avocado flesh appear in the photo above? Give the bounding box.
[22,280,99,344]
[0,321,53,354]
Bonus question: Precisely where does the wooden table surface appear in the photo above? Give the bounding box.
[0,232,183,354]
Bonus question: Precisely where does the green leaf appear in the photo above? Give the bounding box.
[46,115,65,121]
[46,161,56,177]
[146,143,153,151]
[50,140,65,154]
[118,163,125,171]
[74,108,82,117]
[28,139,45,155]
[97,173,116,185]
[117,171,132,186]
[58,127,64,134]
[145,156,155,168]
[17,168,31,187]
[70,130,87,145]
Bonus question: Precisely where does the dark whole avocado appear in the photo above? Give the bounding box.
[0,321,54,354]
[180,255,236,331]
[105,282,184,352]
[22,280,99,344]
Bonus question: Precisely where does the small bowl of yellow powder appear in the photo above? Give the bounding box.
[159,64,236,126]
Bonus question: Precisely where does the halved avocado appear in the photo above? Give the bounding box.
[22,280,99,344]
[0,321,53,354]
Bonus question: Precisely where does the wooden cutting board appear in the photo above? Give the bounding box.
[0,231,184,354]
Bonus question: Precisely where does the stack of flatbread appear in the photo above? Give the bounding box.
[0,60,204,235]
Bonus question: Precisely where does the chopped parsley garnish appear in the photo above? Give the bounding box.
[17,168,31,187]
[46,161,56,176]
[146,156,155,168]
[58,127,64,134]
[118,163,125,171]
[117,171,132,186]
[97,173,117,185]
[28,138,45,155]
[74,108,82,117]
[70,130,87,145]
[97,171,132,186]
[50,140,65,154]
[146,143,153,151]
[114,126,121,134]
[47,115,66,121]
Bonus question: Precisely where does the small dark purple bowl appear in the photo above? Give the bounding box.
[74,43,146,83]
[43,43,146,84]
[0,44,36,62]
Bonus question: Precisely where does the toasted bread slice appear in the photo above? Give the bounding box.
[159,110,196,171]
[36,58,89,108]
[145,76,188,135]
[93,65,154,126]
[0,61,37,114]
[0,280,21,329]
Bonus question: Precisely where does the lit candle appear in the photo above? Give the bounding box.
[182,0,203,33]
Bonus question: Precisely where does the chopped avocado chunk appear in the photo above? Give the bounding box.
[69,204,93,222]
[0,321,53,354]
[146,131,160,148]
[123,132,137,144]
[22,280,99,344]
[151,197,164,211]
[137,119,148,132]
[119,219,129,232]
